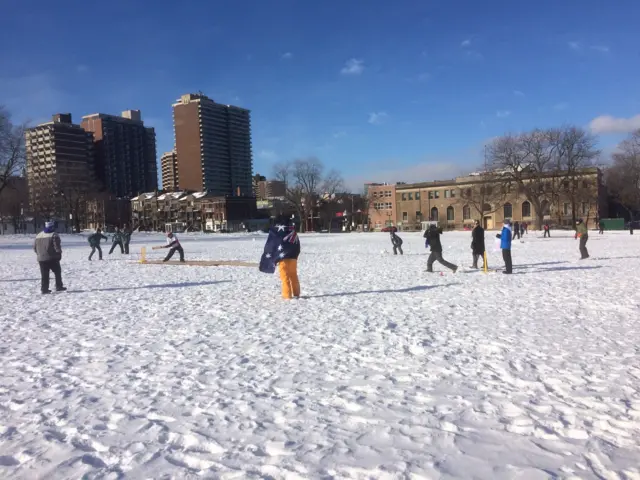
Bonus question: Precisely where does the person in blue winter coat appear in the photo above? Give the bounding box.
[496,219,513,274]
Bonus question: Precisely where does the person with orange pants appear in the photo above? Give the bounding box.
[259,215,301,299]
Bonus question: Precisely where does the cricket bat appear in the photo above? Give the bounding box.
[152,246,164,250]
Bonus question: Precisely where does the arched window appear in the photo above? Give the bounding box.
[447,206,455,221]
[483,203,491,213]
[430,207,439,222]
[522,201,531,218]
[463,205,471,220]
[541,200,550,216]
[503,203,513,219]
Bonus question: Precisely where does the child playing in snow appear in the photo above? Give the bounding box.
[259,216,301,299]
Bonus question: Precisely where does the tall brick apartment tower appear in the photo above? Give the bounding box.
[81,110,157,197]
[161,150,178,191]
[172,93,253,196]
[25,114,95,214]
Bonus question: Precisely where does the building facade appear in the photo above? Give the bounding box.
[81,110,157,198]
[25,114,95,221]
[255,180,286,200]
[377,168,605,231]
[365,183,397,229]
[161,150,178,191]
[131,191,259,232]
[173,93,253,196]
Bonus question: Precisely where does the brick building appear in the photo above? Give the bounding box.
[368,168,606,231]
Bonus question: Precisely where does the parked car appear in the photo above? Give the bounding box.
[381,226,398,232]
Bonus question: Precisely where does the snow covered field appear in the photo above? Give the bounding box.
[1,230,639,479]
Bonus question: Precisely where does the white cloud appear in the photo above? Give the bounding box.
[461,39,471,48]
[257,149,278,160]
[496,110,511,118]
[281,52,293,60]
[589,114,640,134]
[553,102,568,111]
[76,65,89,73]
[514,90,525,97]
[568,41,581,50]
[340,58,364,75]
[368,112,388,125]
[590,45,610,53]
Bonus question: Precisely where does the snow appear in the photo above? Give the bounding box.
[1,230,639,479]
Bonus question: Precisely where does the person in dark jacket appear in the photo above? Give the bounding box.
[496,219,513,274]
[122,224,132,254]
[259,216,301,299]
[109,227,124,255]
[470,220,485,269]
[34,221,66,294]
[523,222,528,235]
[88,228,108,261]
[512,221,521,240]
[424,224,457,273]
[390,231,403,255]
[598,220,604,234]
[161,232,185,262]
[575,219,589,259]
[543,223,551,238]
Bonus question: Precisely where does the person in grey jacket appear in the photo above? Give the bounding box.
[34,221,66,294]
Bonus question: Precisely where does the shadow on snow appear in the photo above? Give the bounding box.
[69,280,230,293]
[307,282,460,298]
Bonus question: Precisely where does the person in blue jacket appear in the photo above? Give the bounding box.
[496,218,513,274]
[259,215,301,299]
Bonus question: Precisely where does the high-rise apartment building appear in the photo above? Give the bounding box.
[81,110,157,198]
[161,150,178,191]
[255,180,286,200]
[173,93,253,196]
[25,114,95,212]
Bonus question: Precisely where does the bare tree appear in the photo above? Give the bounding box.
[487,129,562,229]
[458,172,508,221]
[555,126,600,224]
[606,130,640,219]
[273,157,343,232]
[0,107,27,202]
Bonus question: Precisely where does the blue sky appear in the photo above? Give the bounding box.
[1,0,639,191]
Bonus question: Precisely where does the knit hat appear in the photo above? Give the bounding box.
[45,221,55,229]
[504,219,512,225]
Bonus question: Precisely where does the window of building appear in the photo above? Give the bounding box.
[503,203,512,218]
[445,190,451,198]
[430,207,439,221]
[408,192,413,200]
[434,191,440,199]
[385,191,392,197]
[416,211,422,219]
[402,193,407,201]
[450,189,456,198]
[385,202,392,210]
[522,201,531,218]
[463,205,471,220]
[563,202,570,215]
[415,192,421,200]
[582,202,589,215]
[541,200,550,216]
[428,191,434,199]
[483,203,491,213]
[447,206,455,221]
[402,212,408,221]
